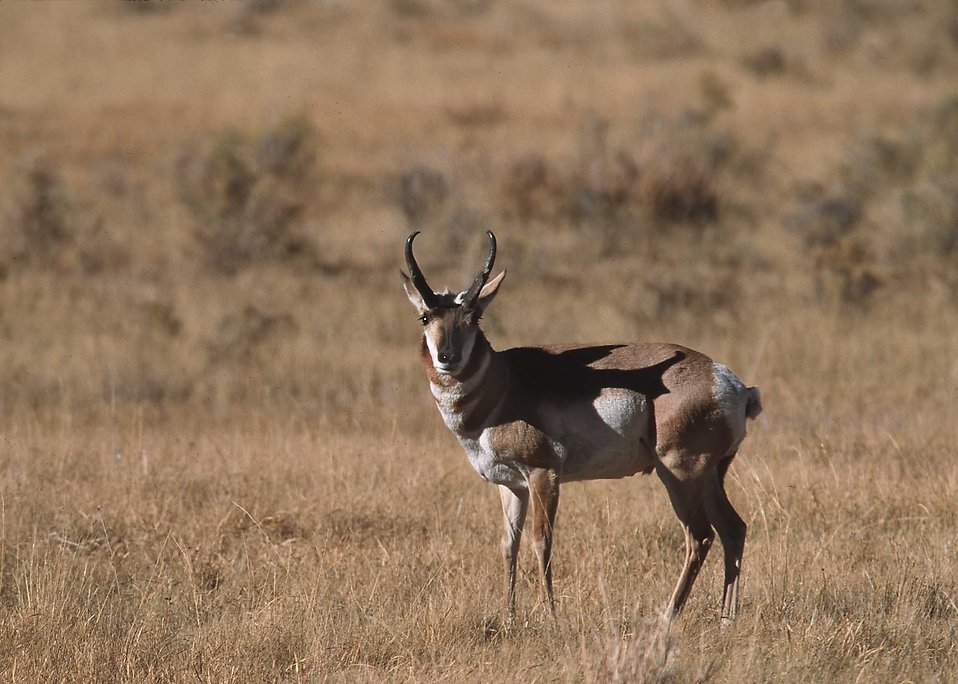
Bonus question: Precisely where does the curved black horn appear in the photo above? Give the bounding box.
[462,231,497,308]
[404,231,440,309]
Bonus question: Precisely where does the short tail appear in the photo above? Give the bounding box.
[745,385,762,420]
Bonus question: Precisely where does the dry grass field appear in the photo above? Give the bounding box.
[1,1,957,681]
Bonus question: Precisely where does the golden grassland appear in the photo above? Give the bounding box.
[1,1,957,681]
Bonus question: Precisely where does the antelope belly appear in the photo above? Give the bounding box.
[558,388,654,481]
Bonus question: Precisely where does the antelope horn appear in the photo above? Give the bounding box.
[462,230,497,308]
[404,232,440,309]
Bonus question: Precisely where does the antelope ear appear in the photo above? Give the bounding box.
[477,269,506,312]
[401,271,428,314]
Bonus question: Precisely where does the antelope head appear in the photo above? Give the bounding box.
[401,231,506,376]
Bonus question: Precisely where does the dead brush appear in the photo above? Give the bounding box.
[0,157,75,272]
[499,121,639,246]
[175,118,319,275]
[783,189,884,306]
[789,95,958,307]
[398,165,451,225]
[227,0,285,36]
[637,265,742,327]
[395,164,492,258]
[633,111,734,228]
[636,148,719,225]
[563,116,640,227]
[0,156,126,276]
[812,238,882,305]
[501,113,726,245]
[206,305,299,368]
[901,97,958,264]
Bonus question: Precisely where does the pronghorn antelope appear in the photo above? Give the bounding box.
[401,231,761,625]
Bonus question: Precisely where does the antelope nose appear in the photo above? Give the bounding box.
[438,351,460,365]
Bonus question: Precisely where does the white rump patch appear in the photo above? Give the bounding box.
[711,362,749,442]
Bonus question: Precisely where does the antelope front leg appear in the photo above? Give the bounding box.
[527,467,560,619]
[498,485,528,623]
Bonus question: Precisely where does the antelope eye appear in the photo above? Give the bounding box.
[419,314,429,326]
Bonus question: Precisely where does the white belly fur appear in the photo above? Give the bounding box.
[446,387,654,489]
[558,388,654,481]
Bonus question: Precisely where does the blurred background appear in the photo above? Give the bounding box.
[1,1,957,423]
[2,3,958,680]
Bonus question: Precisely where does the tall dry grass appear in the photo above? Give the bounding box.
[0,1,957,681]
[0,307,956,681]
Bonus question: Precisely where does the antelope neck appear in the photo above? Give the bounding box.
[426,331,509,434]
